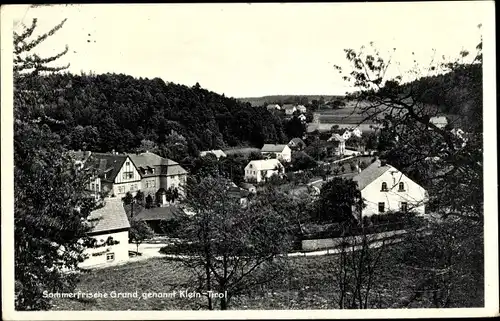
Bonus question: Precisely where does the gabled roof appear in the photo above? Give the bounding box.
[68,150,92,163]
[261,144,289,153]
[328,133,345,142]
[128,152,187,177]
[200,149,227,158]
[282,104,296,110]
[133,205,185,221]
[246,159,283,171]
[87,153,130,182]
[352,159,392,191]
[87,198,130,234]
[289,138,305,145]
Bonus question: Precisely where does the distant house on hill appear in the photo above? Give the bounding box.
[352,160,428,219]
[342,128,362,140]
[80,198,130,268]
[244,159,285,183]
[430,116,448,129]
[200,149,227,159]
[260,144,292,162]
[296,105,307,113]
[282,104,297,115]
[266,104,281,111]
[327,133,346,155]
[239,182,257,194]
[288,138,306,150]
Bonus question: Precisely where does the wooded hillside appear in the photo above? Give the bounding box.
[15,73,289,156]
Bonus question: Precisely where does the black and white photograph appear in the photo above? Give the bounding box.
[1,2,498,319]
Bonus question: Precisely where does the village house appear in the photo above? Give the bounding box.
[229,182,252,207]
[288,137,306,151]
[79,198,130,269]
[342,127,362,140]
[261,144,292,162]
[199,149,227,159]
[128,151,188,206]
[87,152,142,198]
[327,133,346,155]
[282,104,297,115]
[296,105,307,113]
[352,160,428,219]
[429,116,448,129]
[266,104,281,111]
[244,159,285,183]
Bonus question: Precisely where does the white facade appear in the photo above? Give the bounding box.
[284,107,296,115]
[244,159,285,183]
[359,169,427,217]
[261,145,292,162]
[112,157,142,197]
[79,230,129,269]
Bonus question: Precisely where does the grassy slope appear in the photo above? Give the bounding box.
[51,244,483,310]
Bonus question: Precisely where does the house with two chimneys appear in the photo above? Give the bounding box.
[352,159,428,219]
[260,144,292,162]
[244,159,285,183]
[70,150,188,206]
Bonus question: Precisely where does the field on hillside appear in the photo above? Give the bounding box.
[50,244,483,311]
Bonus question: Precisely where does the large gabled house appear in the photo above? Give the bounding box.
[429,116,448,129]
[88,152,142,198]
[352,160,428,219]
[261,144,292,162]
[282,104,297,115]
[128,151,188,206]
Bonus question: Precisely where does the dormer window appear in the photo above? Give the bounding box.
[381,182,388,192]
[398,182,405,192]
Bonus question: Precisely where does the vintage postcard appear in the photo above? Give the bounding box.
[1,2,498,320]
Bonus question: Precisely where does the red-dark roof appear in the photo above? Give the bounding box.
[87,198,130,234]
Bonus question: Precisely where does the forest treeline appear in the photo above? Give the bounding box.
[15,73,291,156]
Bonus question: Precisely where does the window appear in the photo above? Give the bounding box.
[130,184,137,191]
[118,186,125,194]
[126,162,130,166]
[378,202,385,213]
[400,202,408,212]
[91,183,95,190]
[381,182,388,191]
[123,172,133,180]
[399,182,405,191]
[106,253,115,262]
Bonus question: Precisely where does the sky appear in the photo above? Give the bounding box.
[6,2,491,98]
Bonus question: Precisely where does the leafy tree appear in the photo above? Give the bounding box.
[145,194,154,209]
[14,18,97,310]
[175,175,290,310]
[334,28,483,307]
[284,116,306,140]
[129,219,155,254]
[316,177,364,223]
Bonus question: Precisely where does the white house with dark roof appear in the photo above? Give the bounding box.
[200,149,227,159]
[352,160,428,218]
[244,159,285,183]
[266,104,281,111]
[261,144,292,162]
[79,198,130,268]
